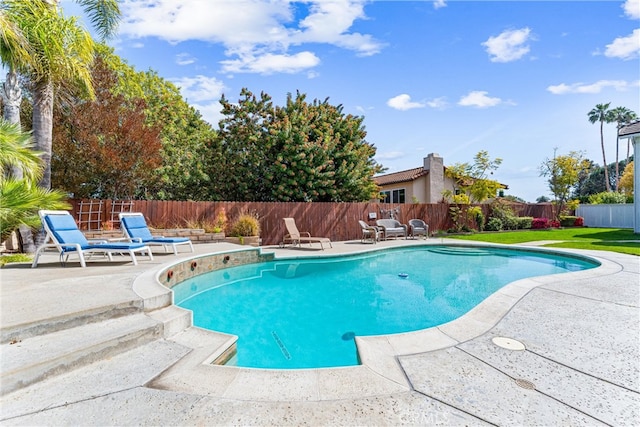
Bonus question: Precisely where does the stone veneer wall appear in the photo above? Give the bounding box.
[84,229,226,244]
[159,248,275,289]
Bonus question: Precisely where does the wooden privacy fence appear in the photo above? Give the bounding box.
[69,199,555,246]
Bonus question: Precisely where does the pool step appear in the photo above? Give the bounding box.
[0,312,163,396]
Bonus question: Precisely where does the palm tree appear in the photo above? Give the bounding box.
[0,120,70,242]
[608,106,638,191]
[588,103,612,192]
[0,6,36,128]
[1,0,120,189]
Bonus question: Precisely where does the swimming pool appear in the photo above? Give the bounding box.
[173,245,597,369]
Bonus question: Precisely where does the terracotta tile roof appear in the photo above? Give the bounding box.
[619,120,640,137]
[373,167,428,185]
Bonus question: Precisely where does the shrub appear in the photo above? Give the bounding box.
[559,215,581,227]
[532,218,549,229]
[574,216,584,227]
[229,212,261,236]
[588,191,627,204]
[517,217,533,229]
[485,217,503,231]
[468,206,485,232]
[550,220,561,228]
[214,208,228,233]
[502,215,520,230]
[488,199,518,230]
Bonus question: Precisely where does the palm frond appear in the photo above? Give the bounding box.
[75,0,121,40]
[0,120,43,182]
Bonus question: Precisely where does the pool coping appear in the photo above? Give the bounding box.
[132,240,619,402]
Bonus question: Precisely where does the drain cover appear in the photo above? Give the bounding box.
[492,336,525,351]
[515,378,536,390]
[342,331,356,341]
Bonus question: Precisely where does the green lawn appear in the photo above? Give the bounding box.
[447,228,640,256]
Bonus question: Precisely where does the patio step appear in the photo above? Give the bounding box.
[147,305,193,339]
[0,298,145,345]
[0,312,163,396]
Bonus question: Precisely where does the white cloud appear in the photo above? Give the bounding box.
[387,94,425,111]
[458,91,502,108]
[176,52,196,66]
[170,75,227,125]
[622,0,640,19]
[547,79,639,94]
[433,0,447,10]
[190,102,224,126]
[171,75,226,103]
[482,27,533,62]
[292,1,383,57]
[604,29,640,60]
[119,0,382,73]
[426,97,448,109]
[220,51,320,74]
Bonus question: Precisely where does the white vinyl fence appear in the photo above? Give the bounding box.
[576,204,634,228]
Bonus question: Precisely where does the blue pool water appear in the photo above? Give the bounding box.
[173,246,597,369]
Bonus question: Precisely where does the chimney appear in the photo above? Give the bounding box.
[424,153,444,203]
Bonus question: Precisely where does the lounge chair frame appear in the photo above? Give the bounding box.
[280,217,332,250]
[119,212,194,255]
[32,210,153,268]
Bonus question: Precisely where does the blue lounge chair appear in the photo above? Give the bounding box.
[119,212,194,255]
[32,210,153,268]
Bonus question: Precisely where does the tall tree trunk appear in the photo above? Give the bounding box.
[600,120,610,192]
[2,69,37,253]
[32,79,55,247]
[33,79,54,190]
[2,70,22,126]
[2,70,22,180]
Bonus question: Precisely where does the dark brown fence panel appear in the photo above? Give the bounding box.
[68,200,558,246]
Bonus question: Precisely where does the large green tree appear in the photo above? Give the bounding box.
[52,56,162,199]
[215,89,383,202]
[48,43,219,200]
[539,149,590,220]
[587,103,612,192]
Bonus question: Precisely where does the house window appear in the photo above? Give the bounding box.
[381,189,405,203]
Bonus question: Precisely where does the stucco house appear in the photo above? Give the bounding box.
[373,153,507,204]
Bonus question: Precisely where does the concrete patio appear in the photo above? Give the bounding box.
[0,239,638,425]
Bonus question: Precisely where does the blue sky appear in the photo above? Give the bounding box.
[60,0,639,202]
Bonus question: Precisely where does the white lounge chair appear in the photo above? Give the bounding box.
[32,210,153,268]
[119,212,194,255]
[281,217,332,250]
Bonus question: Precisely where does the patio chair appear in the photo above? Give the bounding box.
[280,217,332,250]
[359,220,381,243]
[119,212,194,255]
[408,219,429,239]
[32,210,153,268]
[375,219,408,240]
